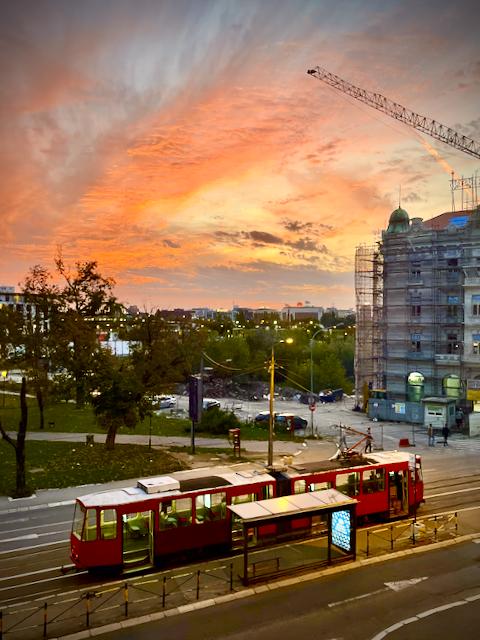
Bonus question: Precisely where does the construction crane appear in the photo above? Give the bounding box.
[307,66,480,160]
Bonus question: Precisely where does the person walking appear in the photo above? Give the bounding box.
[365,427,373,453]
[427,424,435,446]
[441,425,450,446]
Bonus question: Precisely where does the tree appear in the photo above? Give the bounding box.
[21,265,59,429]
[91,352,146,450]
[52,257,118,407]
[0,377,30,497]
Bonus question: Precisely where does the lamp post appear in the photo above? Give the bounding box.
[1,370,7,409]
[267,338,293,469]
[309,329,323,435]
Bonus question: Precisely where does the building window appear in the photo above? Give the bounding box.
[473,342,479,355]
[447,333,459,354]
[410,269,421,281]
[411,305,421,317]
[472,295,480,316]
[443,374,461,398]
[447,305,458,317]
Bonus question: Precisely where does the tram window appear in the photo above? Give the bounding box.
[261,484,273,500]
[72,503,85,539]
[336,472,360,497]
[362,469,385,494]
[232,493,255,505]
[294,480,306,494]
[308,481,331,492]
[196,492,226,523]
[99,509,117,539]
[83,508,97,541]
[159,499,192,529]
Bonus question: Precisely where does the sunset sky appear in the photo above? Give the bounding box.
[1,0,479,311]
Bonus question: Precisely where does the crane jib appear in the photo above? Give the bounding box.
[307,66,480,160]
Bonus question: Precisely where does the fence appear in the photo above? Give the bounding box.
[360,511,458,557]
[0,563,235,640]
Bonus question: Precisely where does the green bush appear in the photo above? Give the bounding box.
[198,407,241,435]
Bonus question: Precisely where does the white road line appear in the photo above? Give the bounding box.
[0,520,72,535]
[425,486,480,499]
[0,529,66,544]
[0,538,70,555]
[370,592,480,639]
[0,566,68,582]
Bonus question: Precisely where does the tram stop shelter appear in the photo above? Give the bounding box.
[228,489,357,585]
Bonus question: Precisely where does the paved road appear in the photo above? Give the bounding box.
[91,539,480,640]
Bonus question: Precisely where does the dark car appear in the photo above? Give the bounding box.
[275,413,308,432]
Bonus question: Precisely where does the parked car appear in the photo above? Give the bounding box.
[275,413,308,432]
[203,398,221,410]
[155,395,176,409]
[254,411,271,424]
[318,388,343,403]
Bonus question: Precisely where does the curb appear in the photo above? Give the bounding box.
[54,532,480,640]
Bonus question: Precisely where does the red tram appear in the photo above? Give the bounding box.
[70,451,423,572]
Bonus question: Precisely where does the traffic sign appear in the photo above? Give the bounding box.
[309,403,316,412]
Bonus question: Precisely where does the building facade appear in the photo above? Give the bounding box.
[360,206,480,432]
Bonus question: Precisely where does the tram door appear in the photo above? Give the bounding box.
[387,470,408,518]
[122,510,155,568]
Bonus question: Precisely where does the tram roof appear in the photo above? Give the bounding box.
[77,463,276,508]
[228,488,357,522]
[284,450,415,476]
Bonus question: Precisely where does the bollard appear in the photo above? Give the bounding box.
[390,525,394,551]
[162,576,167,608]
[123,582,129,618]
[196,570,200,600]
[230,563,233,592]
[0,610,3,640]
[43,602,48,639]
[366,530,370,557]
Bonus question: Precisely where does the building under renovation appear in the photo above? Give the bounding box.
[355,202,480,435]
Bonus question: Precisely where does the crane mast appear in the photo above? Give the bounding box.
[307,66,480,160]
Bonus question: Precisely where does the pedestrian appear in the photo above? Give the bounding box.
[441,425,450,446]
[427,424,435,446]
[365,427,373,453]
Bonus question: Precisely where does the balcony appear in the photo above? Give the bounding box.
[435,353,461,364]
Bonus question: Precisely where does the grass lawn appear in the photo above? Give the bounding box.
[0,396,302,443]
[0,439,187,497]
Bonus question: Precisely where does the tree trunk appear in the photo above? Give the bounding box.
[36,383,45,430]
[15,378,29,497]
[105,424,117,450]
[75,378,86,408]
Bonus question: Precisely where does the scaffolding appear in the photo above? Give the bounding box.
[354,245,384,408]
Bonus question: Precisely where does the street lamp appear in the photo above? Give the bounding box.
[267,338,293,468]
[309,329,323,435]
[1,370,7,409]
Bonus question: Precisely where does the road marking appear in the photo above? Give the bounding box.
[425,486,480,499]
[0,529,66,544]
[0,534,38,543]
[328,578,428,608]
[371,592,480,639]
[0,538,70,555]
[1,520,72,535]
[0,566,69,582]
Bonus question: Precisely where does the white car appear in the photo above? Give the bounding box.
[203,398,221,410]
[155,395,176,409]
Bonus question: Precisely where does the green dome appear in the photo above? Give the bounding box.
[386,206,410,233]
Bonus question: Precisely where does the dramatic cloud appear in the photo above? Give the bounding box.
[1,0,478,310]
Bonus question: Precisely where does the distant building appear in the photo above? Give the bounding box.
[281,305,324,322]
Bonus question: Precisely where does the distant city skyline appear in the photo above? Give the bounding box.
[1,0,479,310]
